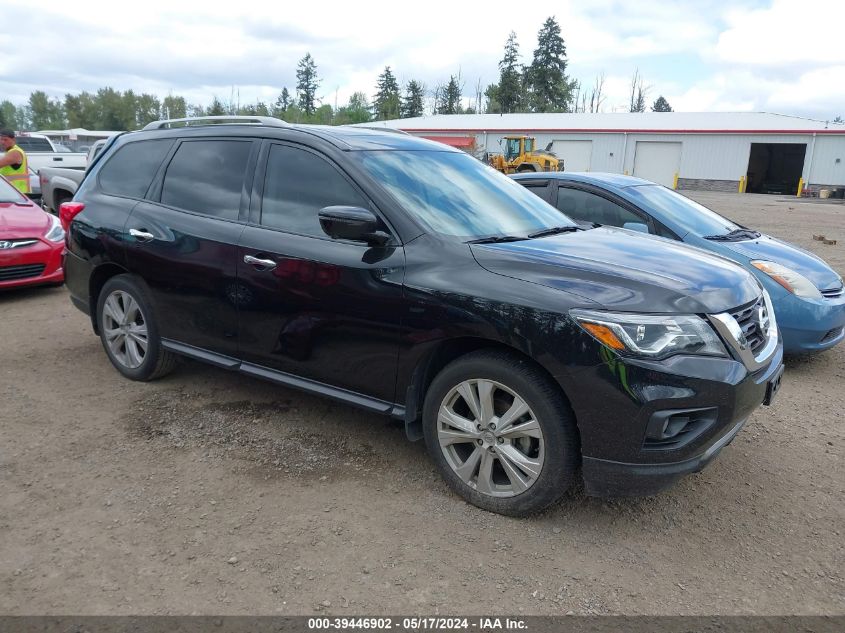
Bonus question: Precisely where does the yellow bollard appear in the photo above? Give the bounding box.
[738,176,745,193]
[796,177,804,197]
[673,172,679,190]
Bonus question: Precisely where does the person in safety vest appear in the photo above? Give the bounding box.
[0,129,31,194]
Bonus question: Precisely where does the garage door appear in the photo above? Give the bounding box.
[551,140,593,172]
[633,141,682,187]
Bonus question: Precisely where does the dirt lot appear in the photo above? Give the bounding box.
[1,192,843,615]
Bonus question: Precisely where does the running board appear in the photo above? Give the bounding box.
[161,339,404,418]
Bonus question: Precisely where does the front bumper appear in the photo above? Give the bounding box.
[560,338,784,498]
[0,238,64,290]
[775,292,845,354]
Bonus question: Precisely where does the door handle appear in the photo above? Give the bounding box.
[244,254,277,270]
[129,228,155,242]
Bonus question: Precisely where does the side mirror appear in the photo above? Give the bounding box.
[318,206,389,245]
[622,222,649,234]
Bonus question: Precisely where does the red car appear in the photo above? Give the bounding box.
[0,176,65,289]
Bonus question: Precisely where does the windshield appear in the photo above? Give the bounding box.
[624,185,741,237]
[359,150,576,240]
[0,177,29,203]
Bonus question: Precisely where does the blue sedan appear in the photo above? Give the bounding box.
[512,172,845,355]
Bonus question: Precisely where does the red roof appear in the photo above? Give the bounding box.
[421,135,476,148]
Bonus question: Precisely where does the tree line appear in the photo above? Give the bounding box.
[0,16,678,133]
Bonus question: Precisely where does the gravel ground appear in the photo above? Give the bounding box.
[1,192,843,615]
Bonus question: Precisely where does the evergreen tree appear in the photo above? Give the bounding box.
[336,92,372,124]
[437,75,462,114]
[401,80,425,118]
[135,93,161,127]
[0,101,22,130]
[373,66,401,120]
[208,97,226,116]
[162,95,187,119]
[497,31,522,113]
[483,84,501,115]
[527,16,576,112]
[651,95,673,112]
[28,91,66,129]
[273,87,291,118]
[296,54,320,116]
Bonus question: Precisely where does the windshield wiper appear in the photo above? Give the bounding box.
[527,225,583,239]
[703,228,761,241]
[466,235,529,245]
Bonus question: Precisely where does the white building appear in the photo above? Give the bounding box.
[361,112,845,194]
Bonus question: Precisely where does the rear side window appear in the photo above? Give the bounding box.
[556,187,645,229]
[16,137,53,152]
[260,144,367,236]
[99,139,174,199]
[161,140,252,220]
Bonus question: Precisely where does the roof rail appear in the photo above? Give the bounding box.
[142,115,289,131]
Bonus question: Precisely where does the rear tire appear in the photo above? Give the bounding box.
[422,350,579,516]
[96,275,177,381]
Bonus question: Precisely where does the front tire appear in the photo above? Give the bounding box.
[422,350,579,516]
[96,275,177,381]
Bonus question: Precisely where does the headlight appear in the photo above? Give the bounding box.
[44,213,65,243]
[570,310,728,359]
[751,260,822,299]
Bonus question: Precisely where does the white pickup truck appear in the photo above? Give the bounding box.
[38,139,110,213]
[14,133,87,172]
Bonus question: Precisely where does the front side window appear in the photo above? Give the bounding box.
[99,139,174,199]
[261,145,368,237]
[556,187,645,229]
[505,138,521,160]
[359,150,574,240]
[161,140,252,220]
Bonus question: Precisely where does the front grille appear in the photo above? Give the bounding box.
[730,296,769,355]
[821,286,843,299]
[0,263,46,282]
[820,327,844,344]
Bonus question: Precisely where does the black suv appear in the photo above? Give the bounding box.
[63,116,784,516]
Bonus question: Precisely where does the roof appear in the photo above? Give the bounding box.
[358,112,845,135]
[118,123,460,152]
[512,171,654,189]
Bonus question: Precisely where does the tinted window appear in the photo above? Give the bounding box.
[521,182,551,203]
[161,140,252,220]
[359,151,574,239]
[15,137,53,152]
[624,185,741,237]
[99,139,174,199]
[261,145,367,236]
[556,187,645,229]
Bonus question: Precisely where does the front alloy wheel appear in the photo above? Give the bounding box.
[423,350,579,516]
[438,379,544,497]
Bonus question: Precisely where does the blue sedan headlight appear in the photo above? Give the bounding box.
[751,260,822,299]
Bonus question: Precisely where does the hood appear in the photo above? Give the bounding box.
[0,201,51,239]
[715,234,843,292]
[471,227,761,314]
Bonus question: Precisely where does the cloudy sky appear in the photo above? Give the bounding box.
[2,0,843,120]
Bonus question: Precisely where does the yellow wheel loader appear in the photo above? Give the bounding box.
[488,136,563,174]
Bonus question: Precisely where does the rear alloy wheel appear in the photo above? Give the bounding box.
[97,275,177,381]
[423,350,579,516]
[102,290,148,369]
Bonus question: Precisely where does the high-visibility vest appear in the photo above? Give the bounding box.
[0,144,30,194]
